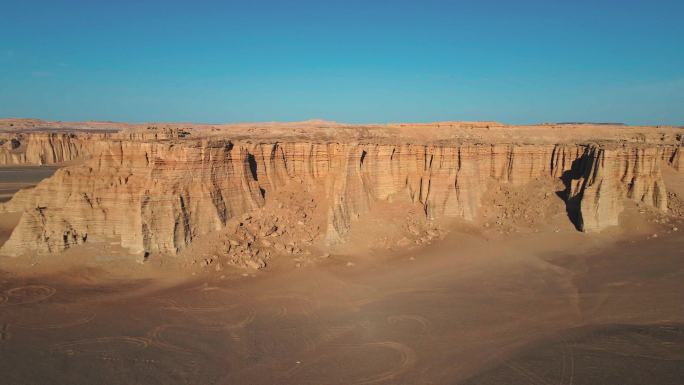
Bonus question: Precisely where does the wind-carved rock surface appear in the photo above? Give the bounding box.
[1,140,264,256]
[0,132,108,165]
[564,145,669,231]
[669,146,682,171]
[0,121,681,262]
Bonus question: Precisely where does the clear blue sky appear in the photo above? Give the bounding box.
[1,0,683,125]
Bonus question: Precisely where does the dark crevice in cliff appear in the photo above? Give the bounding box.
[247,153,258,181]
[558,153,590,231]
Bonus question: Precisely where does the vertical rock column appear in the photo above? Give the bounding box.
[572,145,668,232]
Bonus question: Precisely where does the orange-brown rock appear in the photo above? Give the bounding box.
[0,120,681,258]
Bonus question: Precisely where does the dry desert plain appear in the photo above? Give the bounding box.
[0,119,683,384]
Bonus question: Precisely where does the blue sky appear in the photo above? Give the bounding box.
[1,0,683,125]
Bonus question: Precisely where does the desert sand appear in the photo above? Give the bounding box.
[0,119,682,384]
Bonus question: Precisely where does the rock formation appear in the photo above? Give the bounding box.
[670,146,682,171]
[0,121,681,262]
[564,145,669,231]
[0,132,107,165]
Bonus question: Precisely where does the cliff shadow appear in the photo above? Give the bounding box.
[247,154,258,181]
[246,153,266,198]
[556,156,587,231]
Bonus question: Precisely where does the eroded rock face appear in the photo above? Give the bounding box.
[0,128,680,258]
[0,133,104,165]
[1,140,263,256]
[670,146,682,171]
[0,129,190,166]
[565,145,669,231]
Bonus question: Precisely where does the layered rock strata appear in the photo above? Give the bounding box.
[0,132,107,165]
[1,134,678,257]
[565,145,669,231]
[670,146,682,171]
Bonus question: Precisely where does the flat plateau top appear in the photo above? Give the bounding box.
[0,118,682,145]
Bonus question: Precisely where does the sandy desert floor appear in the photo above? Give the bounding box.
[0,166,57,202]
[0,167,683,385]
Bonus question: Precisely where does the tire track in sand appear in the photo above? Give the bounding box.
[354,341,417,385]
[51,336,151,354]
[258,294,317,321]
[386,314,431,335]
[286,341,416,385]
[2,285,56,305]
[147,305,255,354]
[14,312,96,330]
[156,298,229,313]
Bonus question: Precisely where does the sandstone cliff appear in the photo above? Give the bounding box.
[0,132,107,165]
[565,145,669,231]
[0,121,681,262]
[670,146,682,171]
[1,140,264,256]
